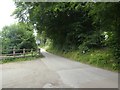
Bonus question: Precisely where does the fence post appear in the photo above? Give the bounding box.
[23,48,25,57]
[38,48,41,56]
[31,49,33,57]
[13,48,15,57]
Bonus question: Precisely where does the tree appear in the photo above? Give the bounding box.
[1,23,37,54]
[88,2,120,65]
[13,2,94,50]
[12,2,120,70]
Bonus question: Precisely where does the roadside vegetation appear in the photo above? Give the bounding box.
[0,56,38,64]
[47,47,117,71]
[0,52,44,64]
[0,22,42,63]
[10,2,120,71]
[1,23,37,54]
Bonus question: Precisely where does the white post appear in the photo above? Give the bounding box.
[23,48,25,57]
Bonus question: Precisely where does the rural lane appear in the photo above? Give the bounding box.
[0,49,118,89]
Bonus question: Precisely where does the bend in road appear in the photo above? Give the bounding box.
[0,48,118,88]
[41,49,118,88]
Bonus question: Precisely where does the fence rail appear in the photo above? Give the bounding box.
[0,48,41,60]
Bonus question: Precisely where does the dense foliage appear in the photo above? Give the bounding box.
[13,2,120,70]
[1,23,37,54]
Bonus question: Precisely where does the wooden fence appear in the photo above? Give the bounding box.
[0,48,41,59]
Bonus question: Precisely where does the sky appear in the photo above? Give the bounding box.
[0,0,17,31]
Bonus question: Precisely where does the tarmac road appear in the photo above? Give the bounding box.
[0,49,118,89]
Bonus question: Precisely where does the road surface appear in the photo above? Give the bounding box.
[0,49,118,88]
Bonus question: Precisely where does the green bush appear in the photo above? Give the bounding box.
[89,53,110,65]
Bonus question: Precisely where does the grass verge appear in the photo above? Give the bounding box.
[0,54,44,64]
[47,48,118,72]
